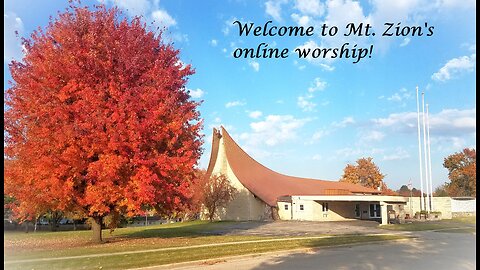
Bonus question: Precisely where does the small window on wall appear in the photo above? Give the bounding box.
[300,204,304,211]
[322,203,329,212]
[284,204,289,210]
[370,204,381,218]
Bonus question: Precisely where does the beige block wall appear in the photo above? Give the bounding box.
[406,197,452,219]
[451,198,476,213]
[210,137,271,221]
[288,199,387,221]
[277,201,292,220]
[286,199,409,222]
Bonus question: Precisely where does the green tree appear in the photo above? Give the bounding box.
[433,184,449,197]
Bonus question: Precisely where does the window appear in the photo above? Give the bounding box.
[322,203,329,212]
[284,204,289,210]
[355,204,360,217]
[300,204,304,211]
[369,204,381,218]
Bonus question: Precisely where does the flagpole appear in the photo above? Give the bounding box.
[422,92,431,212]
[416,87,425,212]
[426,103,434,211]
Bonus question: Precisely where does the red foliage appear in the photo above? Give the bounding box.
[4,4,203,224]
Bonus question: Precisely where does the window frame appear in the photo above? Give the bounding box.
[322,202,329,212]
[355,204,360,218]
[369,204,381,218]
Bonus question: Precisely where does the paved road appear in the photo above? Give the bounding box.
[151,231,476,270]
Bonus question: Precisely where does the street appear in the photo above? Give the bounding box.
[151,230,476,270]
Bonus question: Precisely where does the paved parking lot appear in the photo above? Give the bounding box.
[202,220,384,236]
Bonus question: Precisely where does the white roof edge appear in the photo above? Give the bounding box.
[289,195,409,203]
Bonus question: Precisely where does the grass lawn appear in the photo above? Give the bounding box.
[380,216,476,232]
[4,221,410,270]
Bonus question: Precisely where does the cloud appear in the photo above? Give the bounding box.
[175,60,187,70]
[109,0,151,16]
[431,54,476,82]
[291,13,312,27]
[323,0,371,48]
[151,9,177,28]
[400,38,411,47]
[248,60,260,71]
[223,17,239,35]
[225,101,246,108]
[297,94,316,112]
[293,60,307,70]
[332,116,356,128]
[372,108,476,136]
[335,147,385,159]
[265,0,288,22]
[312,154,322,160]
[210,39,218,46]
[386,87,412,103]
[294,0,324,16]
[240,114,310,146]
[435,0,476,10]
[297,77,328,112]
[312,129,330,140]
[383,147,410,161]
[248,111,263,119]
[188,88,204,98]
[4,12,24,63]
[360,130,385,142]
[295,40,335,71]
[308,77,327,93]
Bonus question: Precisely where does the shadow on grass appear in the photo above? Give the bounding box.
[119,220,270,239]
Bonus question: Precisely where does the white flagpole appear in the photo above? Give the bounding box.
[426,104,434,211]
[416,87,425,212]
[422,92,431,212]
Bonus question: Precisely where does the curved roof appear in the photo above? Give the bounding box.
[213,127,381,206]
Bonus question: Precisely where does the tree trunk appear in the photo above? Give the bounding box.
[73,220,76,231]
[91,216,103,243]
[209,206,216,222]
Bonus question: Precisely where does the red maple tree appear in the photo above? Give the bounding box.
[4,4,203,242]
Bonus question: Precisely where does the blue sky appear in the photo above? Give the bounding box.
[4,0,476,191]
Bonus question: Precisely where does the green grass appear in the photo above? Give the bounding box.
[5,221,279,260]
[4,234,409,270]
[436,228,476,234]
[448,216,476,224]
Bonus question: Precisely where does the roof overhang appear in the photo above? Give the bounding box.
[288,195,409,203]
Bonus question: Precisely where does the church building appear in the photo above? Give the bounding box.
[205,127,408,225]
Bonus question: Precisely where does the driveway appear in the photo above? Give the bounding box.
[202,220,384,236]
[156,230,476,270]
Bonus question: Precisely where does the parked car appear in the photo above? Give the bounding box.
[59,218,73,225]
[37,219,49,225]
